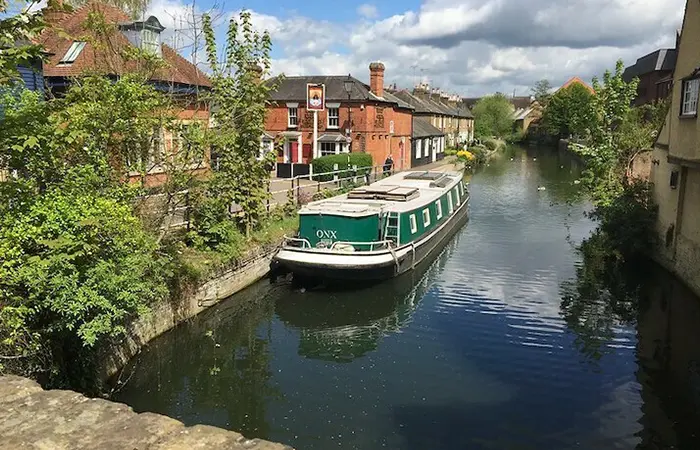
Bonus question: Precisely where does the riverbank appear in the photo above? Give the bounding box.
[0,375,292,450]
[112,145,700,450]
[103,158,462,383]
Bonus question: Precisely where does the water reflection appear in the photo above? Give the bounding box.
[276,233,462,363]
[113,282,281,436]
[114,145,700,449]
[559,232,700,447]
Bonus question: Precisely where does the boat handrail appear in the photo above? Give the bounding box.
[330,240,394,252]
[282,236,312,248]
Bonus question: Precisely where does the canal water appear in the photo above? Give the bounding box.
[115,146,700,449]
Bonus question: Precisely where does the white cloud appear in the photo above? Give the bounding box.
[140,0,686,97]
[357,3,379,19]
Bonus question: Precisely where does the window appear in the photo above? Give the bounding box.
[389,120,395,134]
[288,107,298,127]
[454,187,460,206]
[149,128,164,168]
[141,29,159,54]
[435,200,443,220]
[259,139,273,160]
[409,214,417,234]
[447,192,454,214]
[327,108,339,128]
[459,181,464,196]
[422,208,431,227]
[682,78,699,116]
[670,170,679,189]
[59,41,86,65]
[416,140,422,158]
[320,142,336,156]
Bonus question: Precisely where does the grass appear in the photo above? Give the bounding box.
[172,215,299,289]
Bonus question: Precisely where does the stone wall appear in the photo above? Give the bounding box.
[99,246,278,381]
[0,375,292,450]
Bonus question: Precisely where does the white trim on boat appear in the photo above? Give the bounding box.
[275,195,469,270]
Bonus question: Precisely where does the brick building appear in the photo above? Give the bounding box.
[623,47,677,106]
[392,87,473,148]
[38,1,211,187]
[264,63,414,172]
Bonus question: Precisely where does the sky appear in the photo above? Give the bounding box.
[33,0,689,96]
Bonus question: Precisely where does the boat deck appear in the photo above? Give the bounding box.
[299,171,463,217]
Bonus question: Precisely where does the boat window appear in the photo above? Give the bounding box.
[409,214,418,233]
[454,187,460,206]
[459,182,464,195]
[447,193,454,214]
[435,200,443,220]
[422,209,431,227]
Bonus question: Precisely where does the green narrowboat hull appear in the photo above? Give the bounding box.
[272,170,469,281]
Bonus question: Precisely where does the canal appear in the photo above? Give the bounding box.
[115,146,700,449]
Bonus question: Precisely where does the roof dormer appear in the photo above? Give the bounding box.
[119,16,165,56]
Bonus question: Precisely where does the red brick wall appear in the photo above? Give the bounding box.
[127,102,211,187]
[265,101,413,168]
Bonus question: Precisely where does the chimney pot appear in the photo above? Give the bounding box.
[369,62,385,98]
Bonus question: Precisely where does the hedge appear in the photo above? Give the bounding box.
[311,153,373,182]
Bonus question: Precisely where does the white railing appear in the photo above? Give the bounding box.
[268,164,397,209]
[282,235,395,252]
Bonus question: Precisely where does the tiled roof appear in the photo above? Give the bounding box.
[266,75,413,110]
[392,90,473,118]
[413,117,444,138]
[559,77,594,94]
[38,2,210,88]
[623,48,677,82]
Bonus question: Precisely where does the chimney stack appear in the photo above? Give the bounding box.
[248,63,263,84]
[369,62,385,98]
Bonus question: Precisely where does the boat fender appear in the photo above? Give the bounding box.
[334,243,356,253]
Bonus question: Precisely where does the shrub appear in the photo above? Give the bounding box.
[0,188,169,389]
[588,180,658,259]
[483,138,499,151]
[311,153,373,182]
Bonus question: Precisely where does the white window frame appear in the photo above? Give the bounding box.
[320,142,336,156]
[416,139,422,158]
[422,208,431,227]
[327,107,339,129]
[59,41,86,64]
[141,29,159,54]
[447,192,454,214]
[288,107,298,127]
[409,214,418,234]
[459,181,464,196]
[682,78,699,116]
[259,139,273,160]
[454,187,460,206]
[435,200,443,220]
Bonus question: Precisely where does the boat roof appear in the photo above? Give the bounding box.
[299,170,464,217]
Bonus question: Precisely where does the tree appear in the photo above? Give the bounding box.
[531,79,553,108]
[472,93,514,138]
[199,11,275,237]
[65,0,149,18]
[543,82,596,139]
[571,60,639,205]
[0,0,46,84]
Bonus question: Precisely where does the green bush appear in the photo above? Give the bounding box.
[483,138,499,151]
[311,153,373,182]
[0,188,169,389]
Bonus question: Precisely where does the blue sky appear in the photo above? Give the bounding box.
[30,0,687,96]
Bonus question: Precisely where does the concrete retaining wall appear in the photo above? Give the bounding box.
[99,247,277,381]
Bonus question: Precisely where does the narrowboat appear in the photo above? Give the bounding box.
[272,170,469,281]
